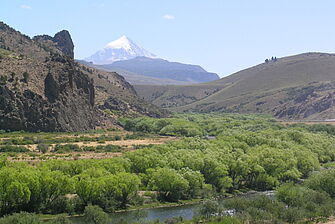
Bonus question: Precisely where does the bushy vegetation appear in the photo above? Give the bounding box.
[37,143,49,153]
[200,173,335,224]
[54,144,81,153]
[119,116,205,137]
[84,205,109,224]
[0,212,73,224]
[82,144,122,153]
[0,113,334,223]
[0,145,28,152]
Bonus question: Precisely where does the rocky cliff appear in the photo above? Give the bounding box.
[0,22,96,131]
[0,22,168,132]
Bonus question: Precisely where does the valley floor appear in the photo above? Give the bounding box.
[0,113,335,224]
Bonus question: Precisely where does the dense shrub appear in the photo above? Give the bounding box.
[119,117,204,137]
[304,169,335,198]
[276,183,335,219]
[37,143,49,153]
[84,205,109,224]
[0,145,28,152]
[0,212,41,224]
[82,145,122,152]
[54,144,80,153]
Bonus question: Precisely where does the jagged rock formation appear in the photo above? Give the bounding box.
[0,22,95,131]
[52,30,74,58]
[33,30,74,59]
[0,22,168,132]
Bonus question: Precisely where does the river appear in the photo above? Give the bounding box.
[70,191,274,224]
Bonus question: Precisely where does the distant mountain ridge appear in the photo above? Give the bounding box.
[77,60,190,85]
[83,36,220,85]
[84,35,156,65]
[134,52,335,120]
[101,56,220,84]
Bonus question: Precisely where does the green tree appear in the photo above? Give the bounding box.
[0,167,32,215]
[39,170,74,211]
[75,176,104,206]
[102,172,140,208]
[149,167,189,201]
[179,168,205,198]
[84,205,109,224]
[202,156,232,192]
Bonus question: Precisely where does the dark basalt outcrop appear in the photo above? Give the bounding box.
[52,30,74,58]
[33,30,74,59]
[0,23,95,131]
[0,59,96,132]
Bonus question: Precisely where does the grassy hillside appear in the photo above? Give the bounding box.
[77,63,170,119]
[135,53,335,120]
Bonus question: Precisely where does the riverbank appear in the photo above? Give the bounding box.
[39,198,203,221]
[39,190,272,222]
[117,198,203,213]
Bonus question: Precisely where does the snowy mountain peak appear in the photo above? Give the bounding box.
[105,35,133,50]
[84,36,156,65]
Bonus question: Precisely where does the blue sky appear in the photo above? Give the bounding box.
[1,0,335,77]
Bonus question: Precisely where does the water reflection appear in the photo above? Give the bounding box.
[70,191,273,224]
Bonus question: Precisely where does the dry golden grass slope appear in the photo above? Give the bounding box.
[134,52,335,120]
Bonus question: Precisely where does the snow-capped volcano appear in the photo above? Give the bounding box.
[84,35,156,64]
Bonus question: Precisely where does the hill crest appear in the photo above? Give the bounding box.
[134,52,335,120]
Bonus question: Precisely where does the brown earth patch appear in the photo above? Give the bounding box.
[24,136,178,151]
[6,136,179,162]
[281,121,335,125]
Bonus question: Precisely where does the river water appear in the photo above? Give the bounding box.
[70,203,201,224]
[70,191,273,224]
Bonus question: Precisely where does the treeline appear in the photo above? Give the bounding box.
[119,113,280,137]
[119,116,205,137]
[0,114,334,220]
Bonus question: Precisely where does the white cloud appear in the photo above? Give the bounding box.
[163,14,175,20]
[20,5,32,9]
